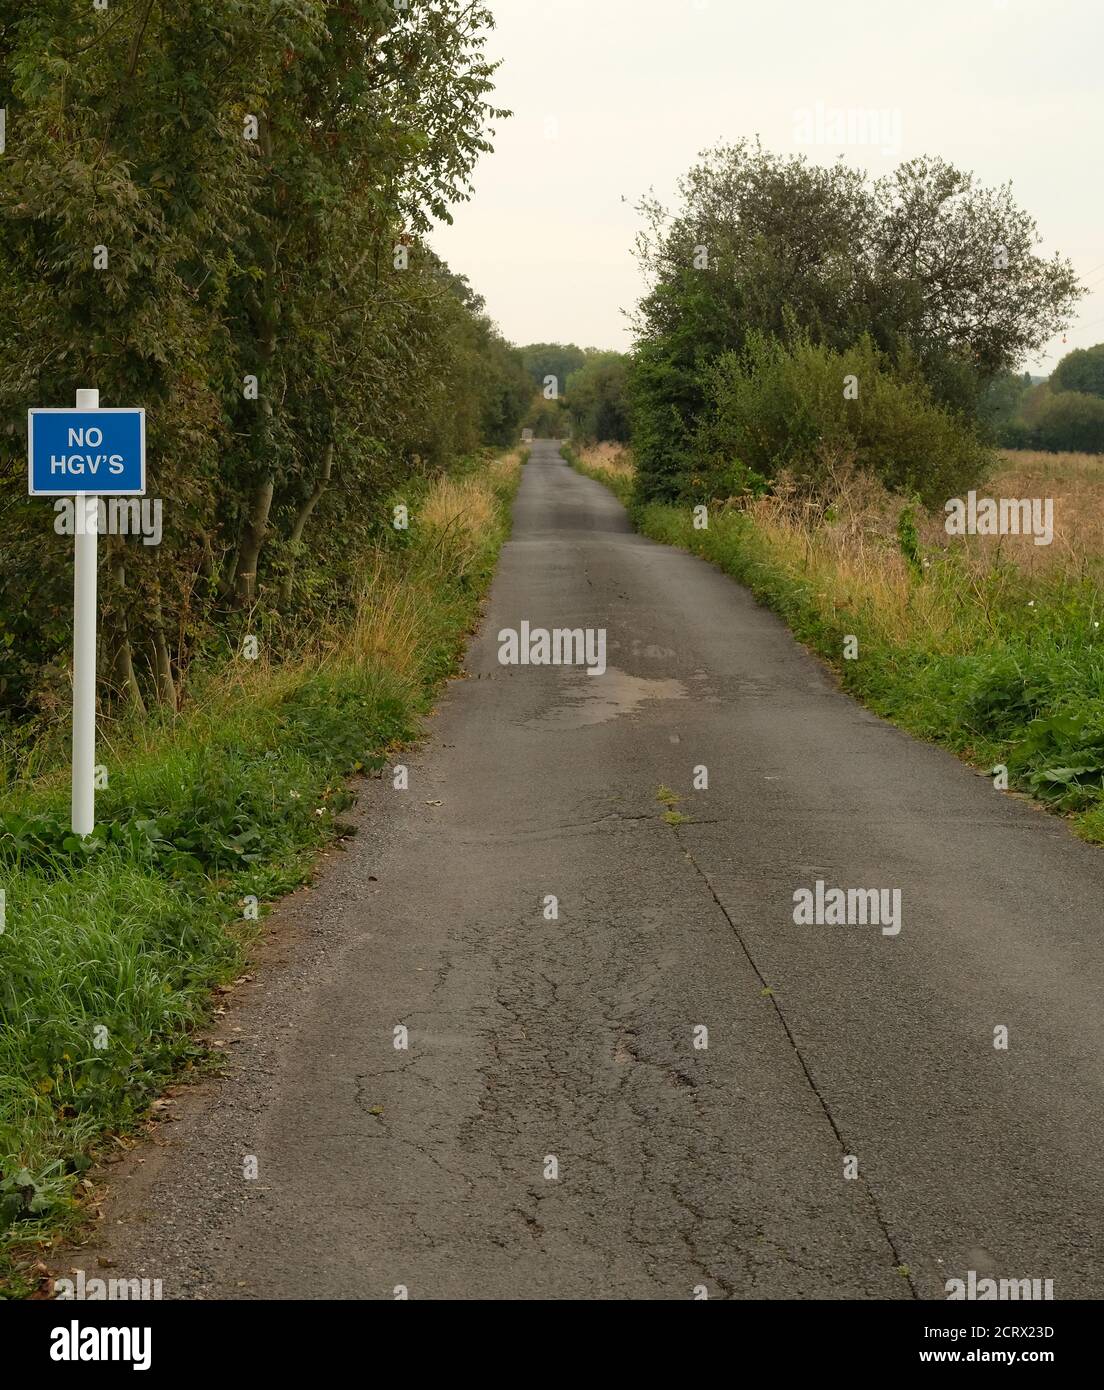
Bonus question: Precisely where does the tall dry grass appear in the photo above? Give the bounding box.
[419,452,518,567]
[977,450,1104,576]
[746,472,941,645]
[10,451,525,785]
[574,442,1104,654]
[741,451,1103,649]
[576,441,635,483]
[348,448,522,681]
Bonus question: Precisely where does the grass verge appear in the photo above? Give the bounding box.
[563,441,635,507]
[0,448,523,1296]
[570,443,1104,847]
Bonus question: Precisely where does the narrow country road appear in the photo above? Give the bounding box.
[80,442,1104,1299]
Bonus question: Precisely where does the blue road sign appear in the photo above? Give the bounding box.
[28,408,146,496]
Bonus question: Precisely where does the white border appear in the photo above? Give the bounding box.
[27,407,146,496]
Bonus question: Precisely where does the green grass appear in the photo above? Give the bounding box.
[0,451,521,1295]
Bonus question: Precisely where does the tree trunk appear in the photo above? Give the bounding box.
[279,440,334,605]
[109,544,146,715]
[200,531,217,582]
[150,565,177,710]
[233,112,279,608]
[234,476,274,606]
[152,630,176,709]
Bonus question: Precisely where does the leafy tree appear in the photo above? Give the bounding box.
[1051,344,1104,398]
[519,343,586,399]
[479,333,534,447]
[0,0,270,709]
[631,140,1083,500]
[217,0,508,607]
[565,351,631,443]
[0,1,514,726]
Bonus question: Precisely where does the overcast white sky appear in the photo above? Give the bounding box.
[431,0,1104,374]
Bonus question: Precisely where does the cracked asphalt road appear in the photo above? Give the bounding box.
[77,441,1104,1299]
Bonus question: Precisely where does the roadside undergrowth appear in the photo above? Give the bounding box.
[571,443,1104,847]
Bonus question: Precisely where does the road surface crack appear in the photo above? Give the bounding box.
[674,830,919,1299]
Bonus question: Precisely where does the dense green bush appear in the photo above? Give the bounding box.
[0,2,525,732]
[1032,390,1104,453]
[686,334,994,506]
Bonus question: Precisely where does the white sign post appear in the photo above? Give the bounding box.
[28,390,146,835]
[72,388,100,836]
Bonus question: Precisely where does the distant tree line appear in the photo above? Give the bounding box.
[981,346,1104,453]
[515,343,631,442]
